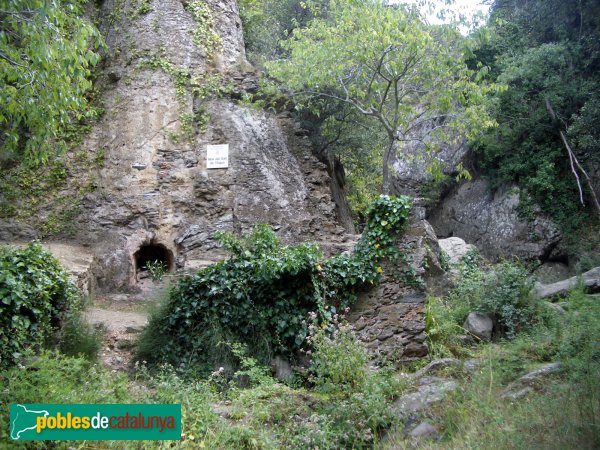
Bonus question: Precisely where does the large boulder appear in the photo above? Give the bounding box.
[463,312,494,342]
[429,180,561,262]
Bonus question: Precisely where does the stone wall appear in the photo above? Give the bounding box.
[348,202,446,362]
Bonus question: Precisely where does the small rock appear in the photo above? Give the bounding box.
[116,339,135,350]
[393,377,458,418]
[126,324,145,333]
[413,358,460,378]
[502,386,534,400]
[457,334,473,345]
[270,355,293,383]
[501,363,562,399]
[462,358,482,373]
[409,422,439,441]
[463,312,494,341]
[519,362,561,385]
[212,402,232,419]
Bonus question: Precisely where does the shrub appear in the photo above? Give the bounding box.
[428,258,537,357]
[138,195,412,369]
[290,315,405,449]
[0,243,79,367]
[145,259,168,281]
[476,262,536,338]
[307,312,369,392]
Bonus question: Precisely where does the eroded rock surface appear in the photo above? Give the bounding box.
[429,180,561,261]
[22,0,355,292]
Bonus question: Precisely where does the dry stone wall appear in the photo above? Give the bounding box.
[349,202,447,362]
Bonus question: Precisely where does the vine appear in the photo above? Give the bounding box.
[138,51,233,143]
[182,0,222,58]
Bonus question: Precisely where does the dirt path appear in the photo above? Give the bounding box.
[85,293,154,373]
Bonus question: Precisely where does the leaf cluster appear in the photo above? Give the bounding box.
[0,243,79,368]
[471,0,600,235]
[0,0,104,165]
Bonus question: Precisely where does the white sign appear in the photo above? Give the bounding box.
[206,144,229,169]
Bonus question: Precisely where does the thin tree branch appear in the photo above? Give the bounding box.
[546,96,600,213]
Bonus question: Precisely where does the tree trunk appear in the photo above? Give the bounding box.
[382,138,395,195]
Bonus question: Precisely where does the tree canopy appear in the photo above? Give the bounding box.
[0,0,103,166]
[472,0,600,228]
[266,0,497,193]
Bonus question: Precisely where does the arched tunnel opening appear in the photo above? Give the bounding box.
[134,243,174,277]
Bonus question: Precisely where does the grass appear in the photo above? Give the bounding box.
[382,287,600,450]
[1,264,598,449]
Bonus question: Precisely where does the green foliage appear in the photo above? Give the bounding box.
[398,289,600,450]
[267,0,497,192]
[307,314,368,391]
[0,0,104,165]
[0,243,79,368]
[183,0,222,58]
[145,259,167,281]
[476,262,536,338]
[57,312,103,360]
[137,0,153,16]
[223,320,407,450]
[453,260,536,339]
[428,257,537,358]
[471,0,600,236]
[239,0,312,64]
[138,195,412,368]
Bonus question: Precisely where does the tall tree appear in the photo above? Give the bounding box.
[0,0,103,166]
[267,0,496,193]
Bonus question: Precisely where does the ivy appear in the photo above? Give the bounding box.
[182,0,222,59]
[138,195,412,368]
[0,243,79,368]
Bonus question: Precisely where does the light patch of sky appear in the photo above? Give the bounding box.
[390,0,491,34]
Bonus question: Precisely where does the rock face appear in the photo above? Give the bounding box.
[429,180,561,261]
[388,129,563,263]
[21,0,356,291]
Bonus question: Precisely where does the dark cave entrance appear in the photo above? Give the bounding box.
[134,243,174,275]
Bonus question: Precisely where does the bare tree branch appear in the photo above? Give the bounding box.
[546,96,600,213]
